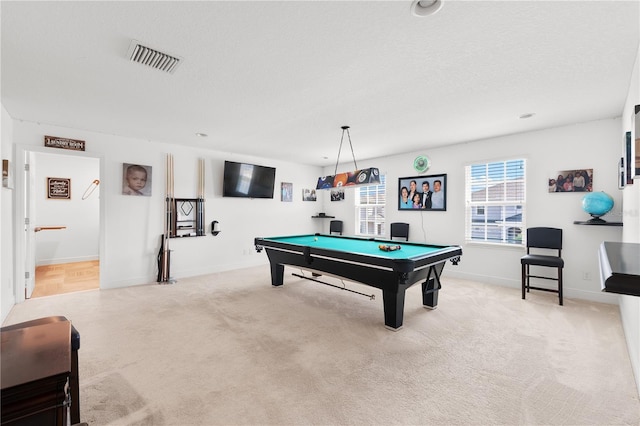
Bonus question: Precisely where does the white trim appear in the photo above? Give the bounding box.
[14,144,104,303]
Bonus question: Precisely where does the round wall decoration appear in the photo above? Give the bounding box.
[413,155,430,173]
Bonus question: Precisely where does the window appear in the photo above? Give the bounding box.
[465,159,525,245]
[355,174,386,236]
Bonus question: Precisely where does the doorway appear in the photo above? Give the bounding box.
[17,147,102,299]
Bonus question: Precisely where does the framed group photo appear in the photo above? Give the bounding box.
[548,169,593,193]
[398,174,447,211]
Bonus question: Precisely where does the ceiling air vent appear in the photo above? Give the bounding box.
[127,40,182,74]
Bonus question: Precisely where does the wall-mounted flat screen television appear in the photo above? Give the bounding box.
[223,161,276,198]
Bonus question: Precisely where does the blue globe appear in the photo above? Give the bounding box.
[581,191,614,218]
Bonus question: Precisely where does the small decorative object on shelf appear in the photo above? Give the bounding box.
[580,191,614,224]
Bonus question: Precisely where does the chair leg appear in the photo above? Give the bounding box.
[558,267,563,306]
[521,264,526,300]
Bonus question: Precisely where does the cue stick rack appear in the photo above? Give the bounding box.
[157,156,206,284]
[291,271,376,300]
[168,158,206,238]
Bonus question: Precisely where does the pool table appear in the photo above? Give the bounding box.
[254,234,462,329]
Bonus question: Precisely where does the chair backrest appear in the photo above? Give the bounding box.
[329,220,343,235]
[526,227,562,251]
[390,222,410,241]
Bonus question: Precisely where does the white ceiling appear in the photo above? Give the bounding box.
[2,1,639,167]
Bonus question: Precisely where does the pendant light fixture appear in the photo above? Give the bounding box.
[316,126,380,190]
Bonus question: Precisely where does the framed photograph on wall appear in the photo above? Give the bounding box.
[122,163,152,196]
[626,131,633,185]
[302,188,316,201]
[281,182,293,202]
[549,169,593,192]
[634,104,640,178]
[331,188,345,201]
[398,174,447,211]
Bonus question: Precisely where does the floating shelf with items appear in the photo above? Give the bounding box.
[312,214,335,219]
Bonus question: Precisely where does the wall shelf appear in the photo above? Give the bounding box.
[573,220,622,226]
[312,215,335,219]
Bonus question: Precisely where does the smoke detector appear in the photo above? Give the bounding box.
[411,0,443,17]
[127,40,182,74]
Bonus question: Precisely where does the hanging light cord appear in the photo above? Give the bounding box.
[333,125,359,176]
[82,179,100,200]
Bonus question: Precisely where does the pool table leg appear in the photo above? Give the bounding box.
[383,289,406,330]
[422,265,442,308]
[270,263,284,286]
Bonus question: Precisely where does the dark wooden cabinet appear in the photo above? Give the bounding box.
[1,317,75,426]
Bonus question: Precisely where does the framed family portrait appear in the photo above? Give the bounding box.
[398,174,447,211]
[549,169,593,193]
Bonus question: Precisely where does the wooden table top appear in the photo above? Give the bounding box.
[1,318,71,389]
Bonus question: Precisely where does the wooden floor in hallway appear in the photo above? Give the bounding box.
[33,260,99,298]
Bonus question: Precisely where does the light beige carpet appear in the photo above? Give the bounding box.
[4,265,639,425]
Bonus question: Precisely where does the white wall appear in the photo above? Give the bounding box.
[620,43,640,395]
[34,152,100,265]
[7,120,323,299]
[1,105,15,323]
[321,118,623,304]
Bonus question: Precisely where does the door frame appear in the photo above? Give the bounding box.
[14,144,105,302]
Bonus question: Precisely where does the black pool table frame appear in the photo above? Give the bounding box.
[255,234,462,329]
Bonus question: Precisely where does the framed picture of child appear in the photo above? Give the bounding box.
[398,174,447,211]
[122,163,152,196]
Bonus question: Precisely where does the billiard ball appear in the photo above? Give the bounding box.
[314,237,318,241]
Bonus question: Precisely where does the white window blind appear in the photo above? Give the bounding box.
[465,159,526,245]
[355,174,386,237]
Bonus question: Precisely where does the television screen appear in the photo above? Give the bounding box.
[223,161,276,198]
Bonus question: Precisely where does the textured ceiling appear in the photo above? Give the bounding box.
[2,1,639,166]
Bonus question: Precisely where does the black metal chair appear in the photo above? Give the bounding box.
[521,227,564,305]
[390,222,409,241]
[329,220,343,235]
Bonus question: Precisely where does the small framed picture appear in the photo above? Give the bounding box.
[47,177,71,199]
[122,163,152,196]
[302,188,317,201]
[331,188,345,202]
[281,182,293,202]
[626,131,634,185]
[2,159,12,189]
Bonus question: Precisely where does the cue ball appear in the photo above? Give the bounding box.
[314,237,318,241]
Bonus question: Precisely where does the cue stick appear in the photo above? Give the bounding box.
[197,158,205,236]
[291,272,375,300]
[159,153,175,284]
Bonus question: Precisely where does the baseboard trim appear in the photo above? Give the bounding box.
[443,270,620,305]
[36,256,99,266]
